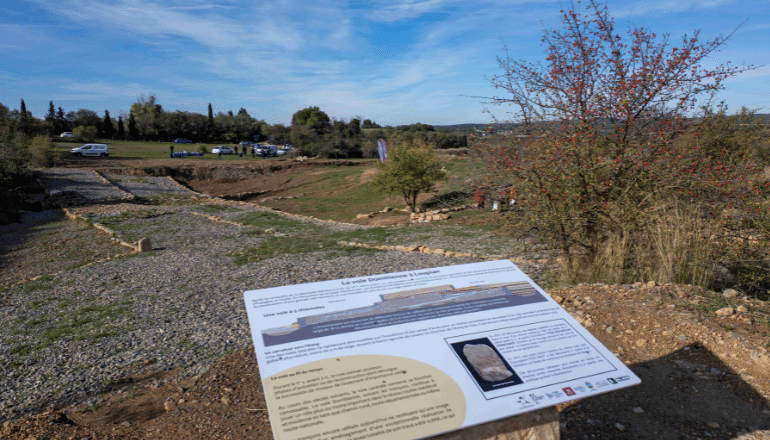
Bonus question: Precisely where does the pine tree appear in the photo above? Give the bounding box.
[19,99,29,134]
[45,101,56,135]
[102,110,114,139]
[117,116,125,139]
[207,103,214,141]
[56,107,67,133]
[128,112,138,139]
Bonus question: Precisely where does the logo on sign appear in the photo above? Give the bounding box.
[596,380,609,388]
[562,387,576,396]
[607,375,630,384]
[516,396,530,405]
[529,394,545,404]
[575,386,586,392]
[585,382,594,390]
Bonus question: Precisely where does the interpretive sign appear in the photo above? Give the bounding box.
[244,260,640,440]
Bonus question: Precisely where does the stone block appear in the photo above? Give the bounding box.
[136,238,152,252]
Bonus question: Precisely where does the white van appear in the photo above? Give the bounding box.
[71,143,109,157]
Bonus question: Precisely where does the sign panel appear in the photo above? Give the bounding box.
[244,260,640,440]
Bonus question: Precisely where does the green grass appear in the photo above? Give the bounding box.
[194,204,242,214]
[22,275,56,292]
[229,235,382,266]
[260,167,399,222]
[235,211,325,235]
[6,300,132,358]
[53,140,229,161]
[98,209,160,225]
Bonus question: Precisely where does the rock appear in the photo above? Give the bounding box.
[605,326,614,334]
[615,423,626,431]
[164,399,176,412]
[355,214,371,219]
[632,407,644,414]
[707,422,720,429]
[736,305,748,313]
[721,288,739,298]
[462,344,514,382]
[136,238,152,252]
[380,207,392,213]
[715,307,735,317]
[221,396,231,405]
[551,294,565,304]
[645,281,656,287]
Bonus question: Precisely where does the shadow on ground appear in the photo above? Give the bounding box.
[560,344,770,439]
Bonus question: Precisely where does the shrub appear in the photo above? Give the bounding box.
[73,125,98,142]
[28,135,55,167]
[478,0,769,294]
[370,139,446,212]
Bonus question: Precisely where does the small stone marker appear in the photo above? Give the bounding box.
[136,238,152,252]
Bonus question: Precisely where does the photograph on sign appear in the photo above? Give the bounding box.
[244,260,640,440]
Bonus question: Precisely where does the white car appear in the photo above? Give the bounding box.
[212,146,234,155]
[71,143,108,157]
[60,132,74,138]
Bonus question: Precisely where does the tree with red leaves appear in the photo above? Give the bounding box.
[479,0,767,289]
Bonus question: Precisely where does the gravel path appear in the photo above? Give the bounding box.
[0,169,548,423]
[40,169,128,202]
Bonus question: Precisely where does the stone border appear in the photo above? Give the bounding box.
[410,204,476,223]
[184,212,286,237]
[62,208,148,253]
[354,204,476,223]
[337,240,548,265]
[92,170,136,201]
[165,178,370,229]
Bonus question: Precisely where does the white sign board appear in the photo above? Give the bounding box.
[244,260,640,440]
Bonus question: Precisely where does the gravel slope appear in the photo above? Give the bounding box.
[2,169,525,423]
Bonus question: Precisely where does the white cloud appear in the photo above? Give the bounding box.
[367,0,446,22]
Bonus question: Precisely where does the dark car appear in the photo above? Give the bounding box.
[173,138,193,144]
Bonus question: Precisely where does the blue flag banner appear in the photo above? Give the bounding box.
[377,139,389,162]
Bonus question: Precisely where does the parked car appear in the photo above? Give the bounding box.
[239,140,254,147]
[173,138,193,144]
[71,143,109,157]
[60,132,74,138]
[212,145,234,155]
[255,144,278,156]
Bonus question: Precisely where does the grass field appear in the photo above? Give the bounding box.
[52,139,299,161]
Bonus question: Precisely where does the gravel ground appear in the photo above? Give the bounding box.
[40,169,128,202]
[1,170,530,423]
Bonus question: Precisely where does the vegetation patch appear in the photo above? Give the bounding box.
[235,211,324,235]
[194,204,242,214]
[230,235,382,265]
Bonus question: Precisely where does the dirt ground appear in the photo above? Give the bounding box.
[3,162,770,439]
[3,280,770,439]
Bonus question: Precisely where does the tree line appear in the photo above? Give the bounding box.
[0,96,468,159]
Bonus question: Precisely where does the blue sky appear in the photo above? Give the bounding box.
[1,0,768,126]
